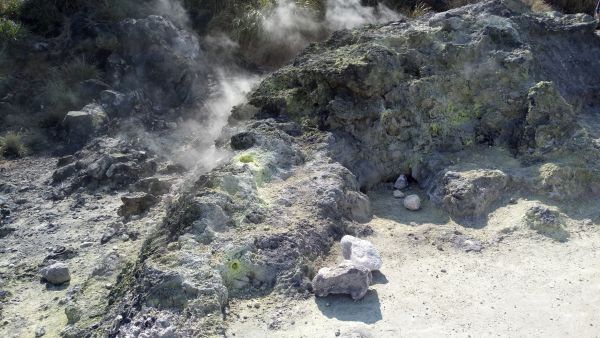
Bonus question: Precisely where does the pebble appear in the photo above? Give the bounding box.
[403,195,421,211]
[394,175,408,190]
[393,190,405,198]
[35,326,46,337]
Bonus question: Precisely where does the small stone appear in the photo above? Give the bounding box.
[404,195,421,211]
[441,269,447,273]
[40,262,71,285]
[393,190,405,198]
[80,242,94,248]
[121,234,130,242]
[35,327,46,337]
[340,235,382,271]
[394,175,408,190]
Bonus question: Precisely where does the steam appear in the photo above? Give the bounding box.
[251,0,401,66]
[325,0,401,30]
[138,0,401,171]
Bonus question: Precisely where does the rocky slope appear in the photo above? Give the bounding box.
[1,0,599,337]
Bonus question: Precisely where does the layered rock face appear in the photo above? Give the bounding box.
[249,0,600,202]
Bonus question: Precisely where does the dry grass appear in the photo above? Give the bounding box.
[0,131,28,158]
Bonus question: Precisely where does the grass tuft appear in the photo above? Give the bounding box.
[0,131,28,158]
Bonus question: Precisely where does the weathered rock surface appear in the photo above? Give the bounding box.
[525,205,569,242]
[63,104,107,148]
[109,15,207,111]
[340,235,382,271]
[117,193,158,217]
[54,1,600,336]
[312,262,373,300]
[249,0,600,198]
[430,167,509,221]
[40,262,71,285]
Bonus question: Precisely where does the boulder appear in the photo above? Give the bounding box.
[403,195,421,211]
[118,193,158,217]
[430,168,508,220]
[312,262,373,300]
[40,262,71,285]
[340,235,382,271]
[393,190,405,198]
[230,131,257,150]
[63,104,107,146]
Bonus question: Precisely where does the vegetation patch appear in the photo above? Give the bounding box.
[0,131,28,158]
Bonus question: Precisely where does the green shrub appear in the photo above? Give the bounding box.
[0,0,23,17]
[0,131,28,158]
[0,18,21,41]
[239,154,255,163]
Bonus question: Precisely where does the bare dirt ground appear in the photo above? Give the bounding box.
[225,187,600,338]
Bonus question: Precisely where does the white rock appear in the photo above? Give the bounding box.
[393,190,405,198]
[404,194,421,211]
[394,175,408,190]
[312,262,372,300]
[340,235,382,271]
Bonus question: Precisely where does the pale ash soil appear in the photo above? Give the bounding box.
[226,188,600,338]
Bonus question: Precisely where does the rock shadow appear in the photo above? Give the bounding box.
[315,289,382,324]
[371,271,388,285]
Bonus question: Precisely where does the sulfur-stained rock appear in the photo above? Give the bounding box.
[340,235,382,271]
[312,262,373,300]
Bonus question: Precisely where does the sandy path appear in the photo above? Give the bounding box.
[225,188,600,338]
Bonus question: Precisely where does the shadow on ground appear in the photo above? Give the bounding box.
[315,290,382,324]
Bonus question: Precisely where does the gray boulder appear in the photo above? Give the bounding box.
[40,262,71,285]
[340,235,382,271]
[63,104,107,146]
[312,262,373,300]
[430,168,509,221]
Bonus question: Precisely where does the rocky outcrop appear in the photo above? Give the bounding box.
[68,1,600,336]
[108,15,207,112]
[248,0,600,199]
